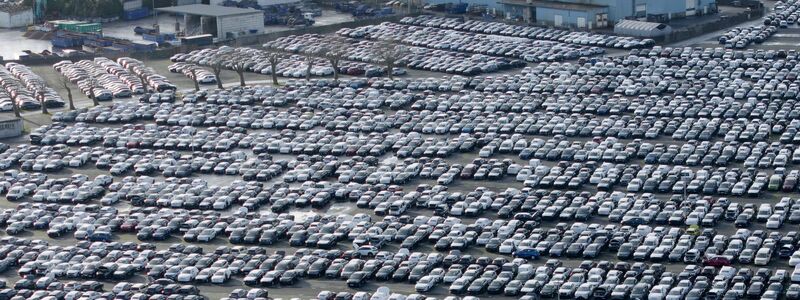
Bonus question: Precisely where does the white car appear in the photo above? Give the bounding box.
[415,275,438,292]
[443,268,462,283]
[792,265,800,283]
[210,268,231,284]
[177,267,199,282]
[789,251,800,266]
[754,248,772,266]
[766,215,783,229]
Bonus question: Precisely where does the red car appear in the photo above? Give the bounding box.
[703,256,732,267]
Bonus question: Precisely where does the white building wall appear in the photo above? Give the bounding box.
[0,9,33,28]
[0,119,22,139]
[122,0,143,11]
[216,13,262,39]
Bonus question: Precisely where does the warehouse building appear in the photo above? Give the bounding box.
[0,3,33,29]
[494,0,717,28]
[156,4,263,39]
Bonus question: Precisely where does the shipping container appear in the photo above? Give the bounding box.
[59,22,101,33]
[51,36,84,48]
[124,7,150,21]
[142,33,165,43]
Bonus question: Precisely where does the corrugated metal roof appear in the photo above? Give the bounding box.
[614,19,671,37]
[156,4,262,17]
[616,19,668,31]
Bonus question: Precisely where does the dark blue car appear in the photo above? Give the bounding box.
[513,248,541,259]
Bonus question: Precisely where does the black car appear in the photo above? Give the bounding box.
[347,271,368,288]
[279,270,299,285]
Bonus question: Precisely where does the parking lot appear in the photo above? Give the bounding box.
[3,2,800,300]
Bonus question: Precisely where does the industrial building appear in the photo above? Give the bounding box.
[0,3,33,29]
[429,0,717,29]
[156,4,263,39]
[0,115,23,139]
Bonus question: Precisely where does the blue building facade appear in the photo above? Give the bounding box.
[424,0,502,11]
[493,0,717,28]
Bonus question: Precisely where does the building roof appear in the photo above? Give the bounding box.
[0,114,21,123]
[616,19,669,31]
[156,4,262,17]
[615,19,671,37]
[499,0,607,11]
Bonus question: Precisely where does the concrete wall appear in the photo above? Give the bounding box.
[0,119,22,139]
[217,13,263,39]
[0,9,33,28]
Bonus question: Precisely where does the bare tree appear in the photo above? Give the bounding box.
[36,89,48,114]
[231,61,247,87]
[190,66,200,92]
[11,98,20,118]
[322,44,346,82]
[267,52,280,86]
[305,51,316,81]
[60,76,76,110]
[128,64,148,94]
[88,78,100,106]
[374,41,410,80]
[210,55,225,89]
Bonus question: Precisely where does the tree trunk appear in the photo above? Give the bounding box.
[333,66,339,82]
[40,95,48,114]
[66,87,75,110]
[191,69,200,91]
[306,60,313,81]
[11,101,20,118]
[214,70,223,89]
[387,62,394,80]
[271,63,278,85]
[238,70,245,87]
[139,75,148,93]
[90,89,99,106]
[331,59,340,82]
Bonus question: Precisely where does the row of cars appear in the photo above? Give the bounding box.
[2,155,800,269]
[167,63,217,84]
[337,23,606,62]
[52,56,175,100]
[53,59,134,100]
[169,47,402,79]
[6,227,800,300]
[265,34,526,76]
[399,15,653,49]
[0,63,64,110]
